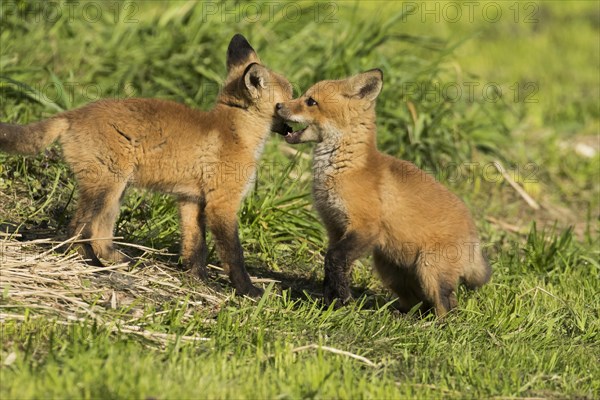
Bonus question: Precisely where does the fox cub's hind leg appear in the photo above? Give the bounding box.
[415,258,460,317]
[323,231,375,307]
[70,180,128,266]
[179,198,209,280]
[374,250,458,316]
[373,250,425,313]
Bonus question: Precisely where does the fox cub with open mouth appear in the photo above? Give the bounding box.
[276,69,491,316]
[0,34,294,297]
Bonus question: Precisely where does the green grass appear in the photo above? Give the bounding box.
[1,1,599,398]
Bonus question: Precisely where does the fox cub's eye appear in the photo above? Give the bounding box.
[306,97,318,107]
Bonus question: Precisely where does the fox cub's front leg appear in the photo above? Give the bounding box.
[323,231,374,307]
[205,201,263,297]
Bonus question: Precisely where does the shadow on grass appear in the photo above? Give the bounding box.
[249,263,409,314]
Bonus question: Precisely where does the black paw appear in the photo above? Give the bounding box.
[187,264,210,281]
[323,282,352,308]
[238,284,264,298]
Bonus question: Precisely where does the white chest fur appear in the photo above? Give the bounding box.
[312,143,347,219]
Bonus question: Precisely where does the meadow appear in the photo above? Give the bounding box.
[0,1,598,398]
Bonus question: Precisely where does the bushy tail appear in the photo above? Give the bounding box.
[0,118,68,155]
[462,252,492,290]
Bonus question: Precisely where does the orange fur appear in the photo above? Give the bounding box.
[277,69,491,316]
[0,34,293,297]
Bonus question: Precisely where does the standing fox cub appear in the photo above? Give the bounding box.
[0,34,293,297]
[276,69,491,316]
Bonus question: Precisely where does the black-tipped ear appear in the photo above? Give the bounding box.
[243,63,269,99]
[359,69,383,99]
[346,69,384,103]
[227,34,258,70]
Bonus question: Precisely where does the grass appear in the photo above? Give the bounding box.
[1,1,599,398]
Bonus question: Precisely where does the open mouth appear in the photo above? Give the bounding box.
[274,122,293,136]
[279,122,308,144]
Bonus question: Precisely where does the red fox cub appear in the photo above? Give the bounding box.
[0,34,293,297]
[276,69,491,316]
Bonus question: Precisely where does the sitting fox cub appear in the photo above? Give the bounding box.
[276,69,491,316]
[0,34,293,297]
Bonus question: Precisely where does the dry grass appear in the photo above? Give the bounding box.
[0,235,227,345]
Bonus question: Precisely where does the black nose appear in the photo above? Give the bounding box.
[276,103,283,110]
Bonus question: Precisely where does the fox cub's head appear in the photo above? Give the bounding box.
[220,34,293,135]
[276,69,383,144]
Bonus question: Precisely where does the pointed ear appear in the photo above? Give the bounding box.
[243,63,269,99]
[345,69,383,103]
[227,34,260,70]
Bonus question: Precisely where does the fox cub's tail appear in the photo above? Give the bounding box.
[462,252,492,290]
[0,118,68,155]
